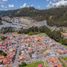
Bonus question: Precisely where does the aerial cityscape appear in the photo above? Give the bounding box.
[0,0,67,67]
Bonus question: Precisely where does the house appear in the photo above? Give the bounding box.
[38,64,43,67]
[48,57,62,67]
[0,55,4,63]
[61,32,67,39]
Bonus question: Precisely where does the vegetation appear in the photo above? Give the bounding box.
[60,39,67,45]
[18,26,66,45]
[0,17,3,25]
[0,6,67,26]
[19,61,44,67]
[19,62,27,67]
[44,61,48,67]
[59,58,67,67]
[0,35,7,41]
[0,50,7,56]
[0,25,66,45]
[63,57,67,61]
[0,27,15,33]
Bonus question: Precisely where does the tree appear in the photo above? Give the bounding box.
[19,62,27,67]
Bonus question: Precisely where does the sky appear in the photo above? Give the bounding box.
[0,0,67,10]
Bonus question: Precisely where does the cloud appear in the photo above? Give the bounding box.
[20,3,34,8]
[53,0,67,7]
[8,4,14,8]
[20,3,28,8]
[23,3,27,7]
[1,4,4,8]
[2,0,8,1]
[0,0,8,4]
[47,0,67,8]
[47,1,53,8]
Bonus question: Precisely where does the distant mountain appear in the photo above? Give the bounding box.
[0,6,67,27]
[0,7,37,16]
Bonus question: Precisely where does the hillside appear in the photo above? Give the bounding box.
[0,6,67,27]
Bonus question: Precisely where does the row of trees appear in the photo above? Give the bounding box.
[0,27,16,33]
[0,17,3,25]
[0,50,7,56]
[18,26,67,45]
[0,26,66,45]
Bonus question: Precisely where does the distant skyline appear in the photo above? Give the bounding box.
[0,0,67,10]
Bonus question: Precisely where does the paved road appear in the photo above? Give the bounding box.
[58,54,67,57]
[12,38,21,67]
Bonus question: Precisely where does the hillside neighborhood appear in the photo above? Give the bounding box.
[0,0,67,67]
[0,33,67,67]
[0,15,67,67]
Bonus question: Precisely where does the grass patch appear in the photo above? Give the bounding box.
[28,32,39,35]
[19,61,44,67]
[37,33,47,36]
[59,58,67,67]
[63,57,67,61]
[28,32,47,36]
[44,61,48,67]
[25,61,44,67]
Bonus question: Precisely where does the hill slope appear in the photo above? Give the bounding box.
[0,7,67,27]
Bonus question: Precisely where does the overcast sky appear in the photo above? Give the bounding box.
[0,0,67,10]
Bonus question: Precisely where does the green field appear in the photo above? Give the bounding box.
[26,61,44,67]
[37,33,47,36]
[59,58,67,67]
[19,61,44,67]
[63,57,67,61]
